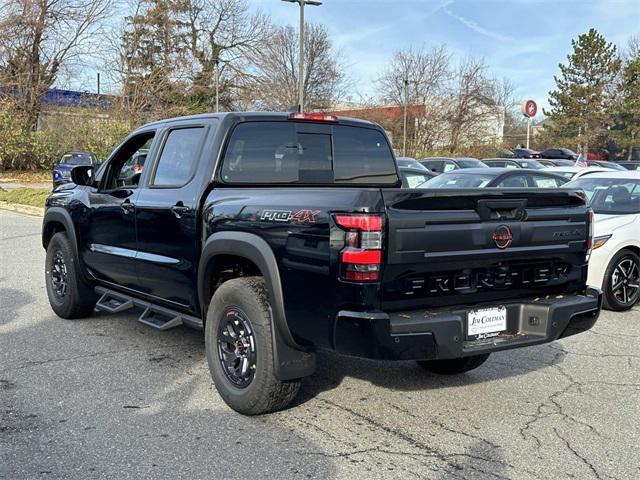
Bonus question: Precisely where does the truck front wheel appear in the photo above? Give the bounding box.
[45,232,97,319]
[416,353,490,375]
[205,277,301,415]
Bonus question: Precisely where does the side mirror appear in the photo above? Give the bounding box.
[70,165,94,186]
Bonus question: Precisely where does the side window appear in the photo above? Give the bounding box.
[496,174,528,188]
[153,127,205,186]
[404,172,431,188]
[505,162,518,168]
[423,161,441,172]
[531,175,563,188]
[102,132,155,190]
[443,161,457,172]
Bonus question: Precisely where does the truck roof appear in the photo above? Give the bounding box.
[139,111,378,130]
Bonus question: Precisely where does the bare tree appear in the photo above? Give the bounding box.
[248,22,346,111]
[624,35,639,60]
[375,46,450,155]
[0,0,111,129]
[184,0,270,111]
[376,45,450,105]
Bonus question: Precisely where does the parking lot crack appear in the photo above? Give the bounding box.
[431,419,501,450]
[315,398,523,473]
[553,428,603,480]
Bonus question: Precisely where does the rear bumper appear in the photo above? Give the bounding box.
[333,288,602,360]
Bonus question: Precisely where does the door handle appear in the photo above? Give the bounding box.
[171,202,191,218]
[120,199,135,214]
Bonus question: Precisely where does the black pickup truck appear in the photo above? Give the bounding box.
[42,112,602,415]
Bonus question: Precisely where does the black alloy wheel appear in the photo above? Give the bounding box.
[50,251,69,299]
[217,307,257,388]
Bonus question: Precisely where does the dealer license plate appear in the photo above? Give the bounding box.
[467,306,507,340]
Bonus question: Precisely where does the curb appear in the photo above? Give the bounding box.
[0,201,44,217]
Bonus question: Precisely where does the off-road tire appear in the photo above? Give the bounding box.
[417,353,491,375]
[45,232,97,319]
[603,249,640,311]
[205,276,301,415]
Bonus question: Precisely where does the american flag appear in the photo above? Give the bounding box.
[575,154,587,168]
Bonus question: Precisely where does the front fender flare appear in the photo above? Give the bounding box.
[198,231,316,380]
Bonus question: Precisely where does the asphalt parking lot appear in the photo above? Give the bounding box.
[1,208,639,480]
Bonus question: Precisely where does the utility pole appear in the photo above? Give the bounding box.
[97,72,100,96]
[282,0,322,113]
[403,78,408,157]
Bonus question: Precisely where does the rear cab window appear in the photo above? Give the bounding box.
[220,121,397,185]
[152,127,205,186]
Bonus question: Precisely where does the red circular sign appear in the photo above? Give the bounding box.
[492,225,513,249]
[522,100,537,118]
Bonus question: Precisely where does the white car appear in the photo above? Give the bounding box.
[545,166,614,180]
[565,171,640,310]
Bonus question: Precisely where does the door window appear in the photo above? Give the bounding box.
[102,132,155,190]
[153,127,205,186]
[530,175,565,188]
[442,161,457,172]
[403,172,433,188]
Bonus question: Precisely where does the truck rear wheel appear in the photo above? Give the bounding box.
[205,277,301,415]
[417,353,490,375]
[45,232,97,319]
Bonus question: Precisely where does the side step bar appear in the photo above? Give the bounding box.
[95,287,203,331]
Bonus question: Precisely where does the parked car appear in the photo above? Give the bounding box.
[619,162,640,171]
[52,151,98,187]
[496,149,516,158]
[565,171,640,311]
[587,160,627,171]
[543,166,615,180]
[419,157,488,173]
[398,166,436,188]
[396,157,429,171]
[421,168,568,188]
[41,111,601,415]
[118,149,149,185]
[511,148,542,159]
[538,159,576,167]
[540,148,579,160]
[482,158,546,169]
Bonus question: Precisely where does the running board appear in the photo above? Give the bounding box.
[94,287,203,330]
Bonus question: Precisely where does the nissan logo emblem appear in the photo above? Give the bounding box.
[492,225,513,249]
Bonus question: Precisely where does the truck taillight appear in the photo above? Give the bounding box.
[335,214,383,282]
[586,208,594,262]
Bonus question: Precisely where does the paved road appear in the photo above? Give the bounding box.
[0,182,51,192]
[1,209,639,480]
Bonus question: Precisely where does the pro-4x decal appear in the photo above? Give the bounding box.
[261,209,320,223]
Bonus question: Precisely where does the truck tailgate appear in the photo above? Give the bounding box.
[381,188,590,310]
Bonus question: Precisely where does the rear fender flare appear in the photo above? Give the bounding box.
[198,231,316,380]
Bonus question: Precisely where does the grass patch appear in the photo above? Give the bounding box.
[0,187,49,208]
[0,170,50,184]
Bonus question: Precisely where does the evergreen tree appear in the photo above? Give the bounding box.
[545,28,621,152]
[612,45,640,158]
[121,0,190,114]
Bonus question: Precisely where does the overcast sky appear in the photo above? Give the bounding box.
[253,0,640,111]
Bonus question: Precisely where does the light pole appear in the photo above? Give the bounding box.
[214,57,220,113]
[402,78,408,156]
[282,0,322,113]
